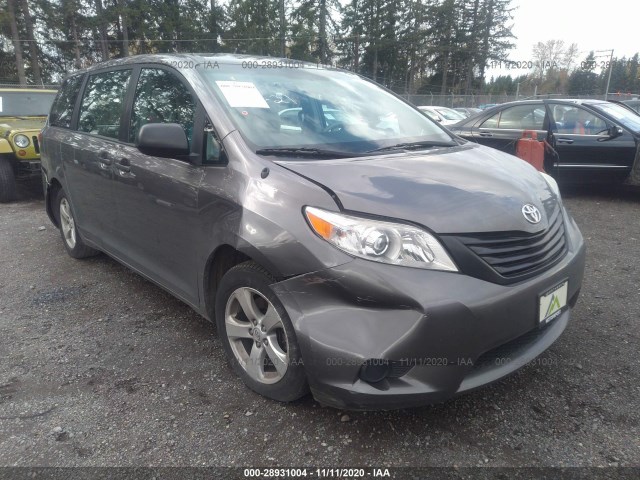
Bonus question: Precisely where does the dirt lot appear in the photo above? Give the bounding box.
[0,181,639,469]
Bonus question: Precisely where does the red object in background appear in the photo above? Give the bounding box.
[516,130,545,172]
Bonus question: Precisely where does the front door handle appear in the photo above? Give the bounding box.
[115,158,131,174]
[556,138,574,144]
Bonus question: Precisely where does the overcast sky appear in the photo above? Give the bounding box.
[487,0,640,76]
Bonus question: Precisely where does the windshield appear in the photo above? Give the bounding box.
[436,108,466,121]
[199,62,453,155]
[0,91,57,117]
[594,103,640,132]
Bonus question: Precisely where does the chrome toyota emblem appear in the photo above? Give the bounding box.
[522,204,542,224]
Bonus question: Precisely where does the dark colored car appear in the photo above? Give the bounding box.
[41,54,585,410]
[450,99,640,184]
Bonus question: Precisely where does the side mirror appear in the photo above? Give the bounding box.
[137,123,189,157]
[608,125,623,139]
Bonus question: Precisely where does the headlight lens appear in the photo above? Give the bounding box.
[304,206,457,271]
[13,134,30,148]
[540,172,561,199]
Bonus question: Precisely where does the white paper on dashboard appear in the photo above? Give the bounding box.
[215,81,269,108]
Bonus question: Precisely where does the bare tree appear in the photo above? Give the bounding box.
[532,39,567,80]
[563,42,579,71]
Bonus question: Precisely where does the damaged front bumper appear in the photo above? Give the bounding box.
[271,210,586,410]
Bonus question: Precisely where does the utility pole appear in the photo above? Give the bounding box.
[596,49,614,100]
[604,49,614,100]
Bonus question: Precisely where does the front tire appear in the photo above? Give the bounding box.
[55,189,99,259]
[215,261,309,402]
[0,156,17,203]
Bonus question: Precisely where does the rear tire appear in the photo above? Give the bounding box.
[55,189,99,259]
[0,157,17,203]
[215,261,309,402]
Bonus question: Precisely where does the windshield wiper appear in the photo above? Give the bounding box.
[367,140,457,153]
[255,147,361,159]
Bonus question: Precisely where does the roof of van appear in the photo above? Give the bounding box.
[69,54,323,75]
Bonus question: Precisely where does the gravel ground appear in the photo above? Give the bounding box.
[0,181,639,469]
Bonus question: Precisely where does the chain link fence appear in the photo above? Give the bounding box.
[2,83,639,107]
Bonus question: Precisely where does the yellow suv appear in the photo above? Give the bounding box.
[0,88,58,202]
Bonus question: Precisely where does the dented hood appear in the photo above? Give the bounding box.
[276,143,558,234]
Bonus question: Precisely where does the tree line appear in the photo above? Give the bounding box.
[1,0,515,94]
[1,0,638,97]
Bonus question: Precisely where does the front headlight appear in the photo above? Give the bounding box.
[540,172,561,199]
[13,134,30,148]
[304,206,457,271]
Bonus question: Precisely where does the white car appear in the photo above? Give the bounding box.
[418,106,466,126]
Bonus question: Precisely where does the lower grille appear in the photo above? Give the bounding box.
[472,321,554,370]
[454,207,567,278]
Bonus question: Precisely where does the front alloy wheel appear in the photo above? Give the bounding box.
[215,261,308,402]
[225,287,289,384]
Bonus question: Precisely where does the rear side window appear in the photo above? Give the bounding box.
[497,105,544,130]
[77,69,132,139]
[49,75,84,128]
[129,68,196,145]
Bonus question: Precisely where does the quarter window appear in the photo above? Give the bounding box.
[77,69,132,139]
[480,112,499,128]
[50,75,84,128]
[129,68,196,145]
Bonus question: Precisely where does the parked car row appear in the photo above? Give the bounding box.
[454,107,482,117]
[417,105,467,125]
[449,99,640,183]
[39,54,586,410]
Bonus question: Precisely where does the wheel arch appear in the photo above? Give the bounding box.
[202,243,283,321]
[45,177,63,227]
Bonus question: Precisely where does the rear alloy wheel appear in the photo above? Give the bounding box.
[216,261,308,402]
[0,156,17,203]
[55,189,99,259]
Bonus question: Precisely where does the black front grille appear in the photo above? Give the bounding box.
[454,207,567,278]
[32,135,40,154]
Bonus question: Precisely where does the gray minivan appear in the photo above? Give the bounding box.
[41,54,586,410]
